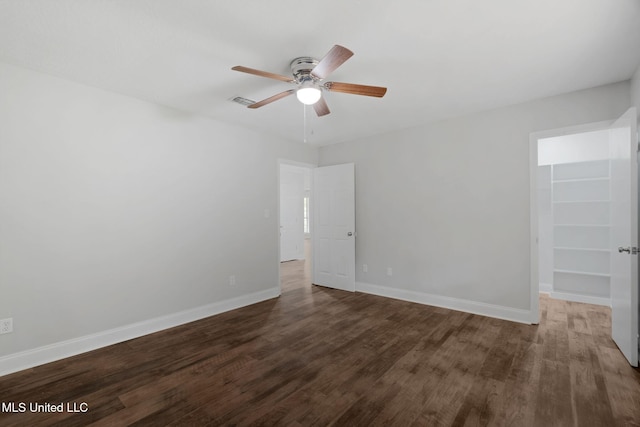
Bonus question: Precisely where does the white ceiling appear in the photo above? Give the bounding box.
[1,0,639,146]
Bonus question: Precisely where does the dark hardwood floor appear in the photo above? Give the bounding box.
[1,250,640,426]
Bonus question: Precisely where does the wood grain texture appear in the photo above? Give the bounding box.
[231,66,295,83]
[1,251,639,426]
[248,89,295,109]
[324,81,387,98]
[310,45,354,80]
[313,96,330,117]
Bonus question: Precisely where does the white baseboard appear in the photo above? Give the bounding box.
[0,287,280,377]
[539,282,553,293]
[356,282,532,324]
[549,291,610,307]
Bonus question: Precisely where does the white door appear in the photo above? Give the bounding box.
[610,107,638,367]
[280,165,305,262]
[313,163,355,291]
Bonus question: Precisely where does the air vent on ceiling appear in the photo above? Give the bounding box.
[230,96,255,107]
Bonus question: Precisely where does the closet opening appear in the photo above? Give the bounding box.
[537,128,613,306]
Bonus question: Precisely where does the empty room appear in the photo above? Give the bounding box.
[1,1,640,426]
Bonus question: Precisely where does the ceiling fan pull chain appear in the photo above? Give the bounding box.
[303,104,307,143]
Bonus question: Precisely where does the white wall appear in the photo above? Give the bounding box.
[631,65,640,120]
[0,62,317,368]
[319,81,630,321]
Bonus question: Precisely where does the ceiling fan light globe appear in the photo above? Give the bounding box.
[296,87,322,105]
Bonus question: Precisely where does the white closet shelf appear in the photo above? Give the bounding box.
[552,200,610,204]
[554,224,610,227]
[553,247,610,253]
[542,159,612,301]
[552,177,609,183]
[554,269,610,278]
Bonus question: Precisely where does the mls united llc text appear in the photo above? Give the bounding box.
[1,401,89,413]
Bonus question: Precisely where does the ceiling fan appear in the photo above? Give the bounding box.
[231,45,387,117]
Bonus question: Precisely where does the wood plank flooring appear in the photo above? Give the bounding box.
[1,255,639,426]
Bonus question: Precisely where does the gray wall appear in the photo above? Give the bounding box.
[0,62,317,359]
[632,65,640,119]
[319,81,630,314]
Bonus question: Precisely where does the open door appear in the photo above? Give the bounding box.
[313,163,355,292]
[610,107,638,367]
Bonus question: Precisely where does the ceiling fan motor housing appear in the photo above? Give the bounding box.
[291,57,320,84]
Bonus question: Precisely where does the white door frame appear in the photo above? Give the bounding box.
[529,119,614,324]
[277,159,316,293]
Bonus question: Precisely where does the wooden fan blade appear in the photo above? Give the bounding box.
[232,66,295,83]
[324,81,387,98]
[313,97,330,117]
[248,90,295,109]
[310,45,354,80]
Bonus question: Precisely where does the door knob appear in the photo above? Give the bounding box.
[618,246,639,254]
[347,232,353,236]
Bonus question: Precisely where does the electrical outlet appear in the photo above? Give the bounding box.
[229,275,236,286]
[0,318,13,334]
[363,264,368,273]
[386,267,393,276]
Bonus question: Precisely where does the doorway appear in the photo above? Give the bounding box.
[529,107,638,367]
[277,161,357,294]
[530,119,613,323]
[537,128,613,306]
[279,161,313,292]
